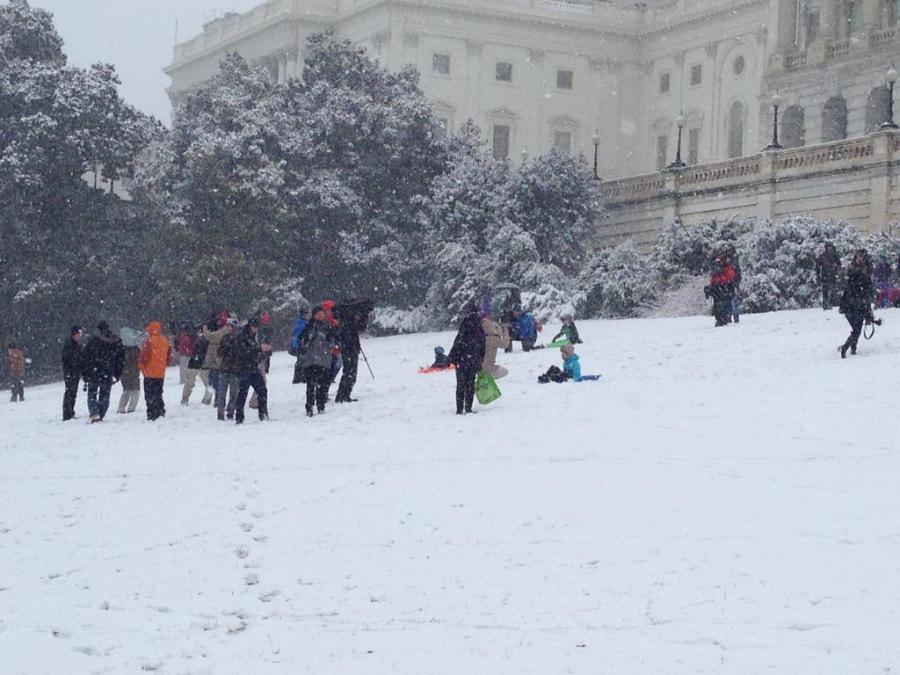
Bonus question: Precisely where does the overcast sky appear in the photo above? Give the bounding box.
[33,0,261,122]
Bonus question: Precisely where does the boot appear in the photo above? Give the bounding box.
[202,392,213,405]
[839,341,849,359]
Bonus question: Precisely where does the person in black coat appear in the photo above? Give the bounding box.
[838,249,877,358]
[231,318,271,424]
[82,321,125,422]
[61,325,84,421]
[334,299,373,404]
[816,242,842,310]
[448,302,486,415]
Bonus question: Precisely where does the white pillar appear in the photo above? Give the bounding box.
[819,0,839,40]
[776,0,798,50]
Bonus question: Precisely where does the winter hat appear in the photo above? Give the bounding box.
[311,305,325,317]
[434,346,445,355]
[247,317,261,328]
[261,312,272,325]
[560,344,575,358]
[97,320,110,333]
[71,325,82,336]
[323,300,335,311]
[225,317,239,328]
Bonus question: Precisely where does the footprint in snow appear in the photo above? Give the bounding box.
[235,503,247,512]
[239,522,254,532]
[235,546,250,559]
[259,590,280,603]
[244,573,260,586]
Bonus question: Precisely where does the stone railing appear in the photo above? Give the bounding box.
[870,26,898,48]
[783,51,807,71]
[827,38,851,59]
[599,129,900,247]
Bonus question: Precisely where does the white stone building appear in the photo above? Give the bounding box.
[166,0,900,227]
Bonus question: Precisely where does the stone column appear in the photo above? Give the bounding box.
[819,0,839,40]
[776,0,798,50]
[862,0,882,31]
[868,130,895,231]
[809,0,838,64]
[277,54,287,84]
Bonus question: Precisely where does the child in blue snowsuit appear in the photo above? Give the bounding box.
[538,344,581,383]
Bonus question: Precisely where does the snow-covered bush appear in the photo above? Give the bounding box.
[577,241,659,318]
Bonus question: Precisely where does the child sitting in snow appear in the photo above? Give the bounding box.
[538,344,582,383]
[431,346,451,369]
[552,315,582,345]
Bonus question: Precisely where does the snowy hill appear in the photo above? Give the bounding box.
[2,309,900,674]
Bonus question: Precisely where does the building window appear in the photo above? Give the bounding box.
[727,101,744,158]
[495,62,513,82]
[553,131,573,155]
[688,128,700,164]
[782,104,806,148]
[690,64,702,86]
[866,86,892,131]
[892,0,900,26]
[556,69,574,90]
[493,124,511,160]
[846,0,862,33]
[659,72,670,94]
[821,96,848,142]
[804,10,820,45]
[656,135,668,170]
[732,56,746,76]
[432,53,451,76]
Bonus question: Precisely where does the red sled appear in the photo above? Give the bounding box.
[418,365,456,374]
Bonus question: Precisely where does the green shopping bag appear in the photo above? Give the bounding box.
[475,371,502,405]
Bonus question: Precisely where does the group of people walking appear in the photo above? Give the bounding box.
[51,298,373,424]
[61,321,174,423]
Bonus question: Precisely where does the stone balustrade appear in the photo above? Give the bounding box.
[599,130,900,248]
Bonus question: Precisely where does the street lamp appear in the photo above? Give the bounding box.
[667,112,686,169]
[881,64,899,130]
[592,129,602,180]
[765,92,784,150]
[520,146,530,165]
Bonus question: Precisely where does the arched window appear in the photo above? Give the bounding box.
[866,86,892,132]
[781,105,806,148]
[822,96,848,142]
[727,101,744,159]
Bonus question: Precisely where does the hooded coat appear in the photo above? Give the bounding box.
[448,312,486,374]
[139,322,173,379]
[82,330,125,385]
[297,319,336,370]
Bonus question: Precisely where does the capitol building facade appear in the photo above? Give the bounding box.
[166,0,900,240]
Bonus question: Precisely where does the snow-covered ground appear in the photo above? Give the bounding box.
[2,308,899,674]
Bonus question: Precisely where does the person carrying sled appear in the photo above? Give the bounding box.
[704,253,737,327]
[552,315,583,345]
[62,326,84,420]
[139,322,173,421]
[82,321,125,422]
[448,302,486,415]
[232,316,272,424]
[816,242,842,310]
[297,306,338,417]
[838,249,879,358]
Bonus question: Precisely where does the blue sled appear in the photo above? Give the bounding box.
[577,375,602,382]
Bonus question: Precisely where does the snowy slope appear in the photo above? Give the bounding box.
[2,309,899,675]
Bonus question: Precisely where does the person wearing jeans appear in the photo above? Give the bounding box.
[231,318,271,424]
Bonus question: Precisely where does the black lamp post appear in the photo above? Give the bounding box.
[881,65,899,130]
[765,92,784,150]
[667,113,686,169]
[592,130,601,180]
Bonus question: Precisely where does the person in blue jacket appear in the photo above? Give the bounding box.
[290,304,311,356]
[510,308,541,351]
[561,344,581,382]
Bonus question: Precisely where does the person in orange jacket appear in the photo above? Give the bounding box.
[139,321,174,421]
